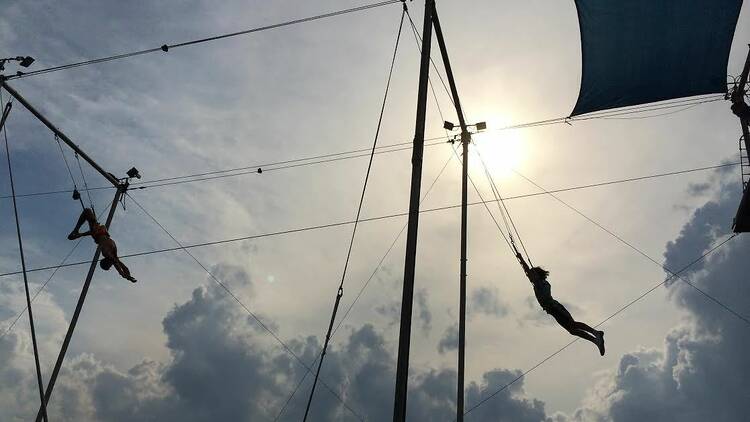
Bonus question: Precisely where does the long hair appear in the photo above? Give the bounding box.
[530,266,549,280]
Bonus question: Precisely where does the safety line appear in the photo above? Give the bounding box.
[4,1,403,81]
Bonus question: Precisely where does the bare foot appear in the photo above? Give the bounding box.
[596,331,605,356]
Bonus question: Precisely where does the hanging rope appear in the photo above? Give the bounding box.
[473,142,533,266]
[302,6,406,420]
[0,95,49,422]
[54,134,86,209]
[74,151,95,210]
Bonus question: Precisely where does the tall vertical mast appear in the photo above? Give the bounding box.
[432,7,472,421]
[731,45,750,233]
[393,1,434,420]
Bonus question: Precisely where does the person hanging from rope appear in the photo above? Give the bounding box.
[515,251,604,355]
[67,208,137,283]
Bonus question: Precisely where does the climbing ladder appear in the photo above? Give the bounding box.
[741,135,750,191]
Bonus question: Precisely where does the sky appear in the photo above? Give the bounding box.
[1,0,749,421]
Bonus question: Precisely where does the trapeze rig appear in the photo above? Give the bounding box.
[731,45,750,233]
[0,73,140,422]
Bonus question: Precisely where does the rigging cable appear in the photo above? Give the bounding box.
[0,161,740,281]
[461,233,740,419]
[0,94,727,203]
[0,95,49,422]
[302,6,405,419]
[4,0,402,81]
[0,136,449,200]
[125,193,366,422]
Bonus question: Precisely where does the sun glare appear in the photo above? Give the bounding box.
[470,124,526,180]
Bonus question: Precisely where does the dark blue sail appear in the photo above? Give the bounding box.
[571,0,744,116]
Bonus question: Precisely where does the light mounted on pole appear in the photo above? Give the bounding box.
[0,56,35,72]
[444,121,488,143]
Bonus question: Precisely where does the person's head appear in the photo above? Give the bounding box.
[99,257,113,271]
[530,266,549,280]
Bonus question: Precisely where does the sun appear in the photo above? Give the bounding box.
[469,123,527,180]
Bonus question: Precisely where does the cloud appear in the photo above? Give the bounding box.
[469,286,508,318]
[376,287,431,333]
[569,176,750,422]
[415,287,432,332]
[686,182,711,197]
[1,264,556,421]
[438,323,458,354]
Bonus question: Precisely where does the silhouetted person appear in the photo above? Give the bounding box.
[731,101,750,120]
[67,208,136,283]
[517,252,604,355]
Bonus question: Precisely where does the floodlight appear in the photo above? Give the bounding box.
[443,121,455,130]
[475,121,487,131]
[19,56,34,67]
[126,167,141,179]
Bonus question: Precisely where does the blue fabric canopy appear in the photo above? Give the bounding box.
[571,0,743,116]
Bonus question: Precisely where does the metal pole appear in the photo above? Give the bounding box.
[432,6,472,421]
[737,45,750,153]
[732,46,750,233]
[0,79,120,187]
[35,186,124,422]
[393,1,433,420]
[1,101,49,422]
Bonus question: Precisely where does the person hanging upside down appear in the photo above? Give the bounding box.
[516,252,604,355]
[67,208,136,283]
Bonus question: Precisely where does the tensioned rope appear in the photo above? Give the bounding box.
[0,162,739,283]
[0,95,726,203]
[0,95,49,422]
[302,6,405,419]
[461,233,739,419]
[0,136,449,200]
[125,193,366,422]
[0,93,726,203]
[495,96,725,132]
[4,0,402,81]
